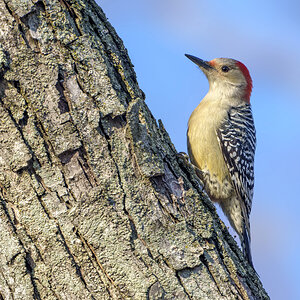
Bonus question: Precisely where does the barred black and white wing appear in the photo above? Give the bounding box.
[217,104,256,217]
[216,104,256,265]
[217,104,256,258]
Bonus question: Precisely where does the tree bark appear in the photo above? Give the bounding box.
[0,0,269,299]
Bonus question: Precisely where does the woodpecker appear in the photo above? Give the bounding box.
[185,54,256,267]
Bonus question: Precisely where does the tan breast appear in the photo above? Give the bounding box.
[187,98,230,183]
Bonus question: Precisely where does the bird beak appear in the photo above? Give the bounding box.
[185,54,214,72]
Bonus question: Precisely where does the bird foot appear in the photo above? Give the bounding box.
[177,151,190,162]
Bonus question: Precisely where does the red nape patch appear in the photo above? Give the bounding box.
[235,61,252,103]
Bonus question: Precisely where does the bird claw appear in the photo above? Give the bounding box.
[177,151,190,162]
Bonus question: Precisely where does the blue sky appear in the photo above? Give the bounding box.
[99,1,300,298]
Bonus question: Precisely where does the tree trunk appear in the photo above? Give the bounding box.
[0,0,269,299]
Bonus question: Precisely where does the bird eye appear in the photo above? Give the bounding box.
[221,66,230,72]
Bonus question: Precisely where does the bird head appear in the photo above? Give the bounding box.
[185,54,252,103]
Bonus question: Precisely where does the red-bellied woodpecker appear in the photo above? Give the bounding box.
[185,54,256,267]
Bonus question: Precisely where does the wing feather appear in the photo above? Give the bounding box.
[216,104,256,222]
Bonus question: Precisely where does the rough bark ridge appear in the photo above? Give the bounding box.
[0,0,269,299]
